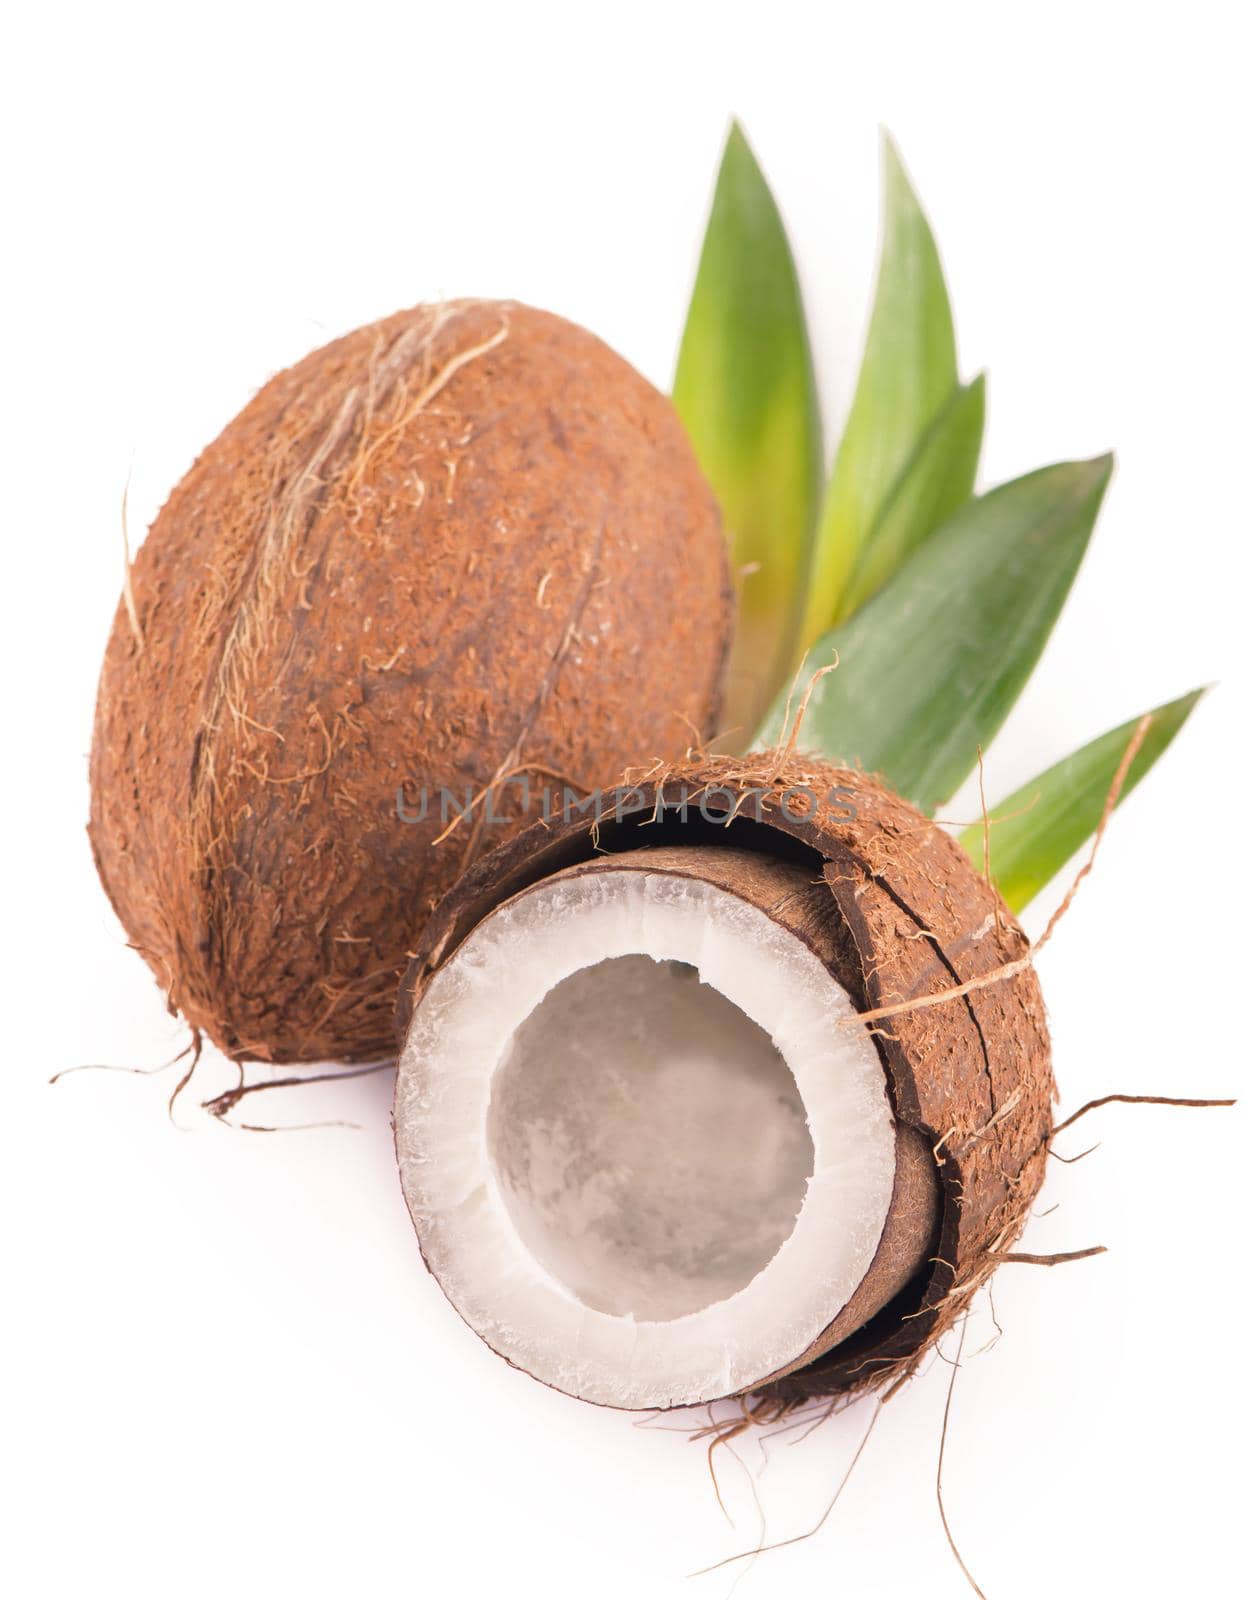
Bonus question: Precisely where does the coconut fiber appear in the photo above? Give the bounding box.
[90,301,732,1063]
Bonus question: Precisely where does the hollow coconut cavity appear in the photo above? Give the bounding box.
[397,759,1055,1411]
[398,850,933,1407]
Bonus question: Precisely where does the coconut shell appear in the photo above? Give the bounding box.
[397,755,1054,1404]
[449,841,943,1392]
[90,300,732,1064]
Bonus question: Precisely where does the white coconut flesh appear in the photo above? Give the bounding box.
[395,864,898,1409]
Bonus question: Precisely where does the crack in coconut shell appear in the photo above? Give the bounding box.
[396,755,1054,1406]
[90,300,733,1064]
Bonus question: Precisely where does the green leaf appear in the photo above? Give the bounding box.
[836,373,986,619]
[800,134,959,647]
[959,689,1204,911]
[674,121,823,740]
[756,455,1114,814]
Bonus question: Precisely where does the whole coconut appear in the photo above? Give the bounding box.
[90,300,732,1064]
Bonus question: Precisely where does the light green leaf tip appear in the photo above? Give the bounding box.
[799,132,962,648]
[837,372,986,619]
[674,120,823,742]
[959,688,1205,911]
[756,454,1115,816]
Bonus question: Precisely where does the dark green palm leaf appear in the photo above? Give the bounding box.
[757,455,1114,815]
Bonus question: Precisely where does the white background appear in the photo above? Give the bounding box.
[4,4,1242,1596]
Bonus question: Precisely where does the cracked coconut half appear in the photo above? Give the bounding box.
[395,759,1053,1410]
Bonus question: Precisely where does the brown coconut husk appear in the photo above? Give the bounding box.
[397,754,1054,1405]
[89,300,733,1065]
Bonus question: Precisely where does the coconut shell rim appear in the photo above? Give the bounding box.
[395,760,1055,1408]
